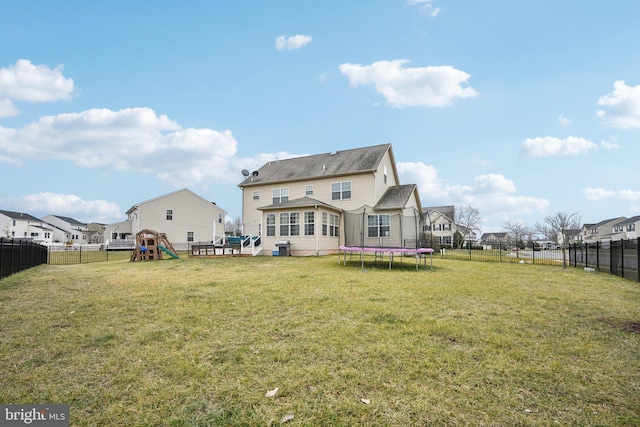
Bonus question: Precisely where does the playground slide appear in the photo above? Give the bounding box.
[158,245,180,259]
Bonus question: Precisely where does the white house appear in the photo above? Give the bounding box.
[103,188,227,250]
[42,215,90,244]
[0,210,54,244]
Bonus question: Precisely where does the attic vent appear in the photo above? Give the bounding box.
[323,164,326,171]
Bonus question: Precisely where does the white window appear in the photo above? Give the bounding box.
[218,213,223,224]
[252,191,260,200]
[305,185,314,196]
[266,214,276,236]
[279,212,299,236]
[187,231,194,242]
[273,188,289,204]
[331,181,351,200]
[166,209,173,220]
[304,211,314,236]
[322,212,339,237]
[368,214,390,238]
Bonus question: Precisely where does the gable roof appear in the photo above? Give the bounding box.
[257,196,341,212]
[239,144,394,187]
[616,215,640,226]
[593,216,626,229]
[50,215,86,227]
[0,210,42,222]
[126,188,224,215]
[374,184,420,210]
[423,205,455,221]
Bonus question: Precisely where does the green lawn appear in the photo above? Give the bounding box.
[1,255,639,426]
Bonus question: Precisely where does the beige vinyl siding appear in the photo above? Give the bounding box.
[261,207,341,256]
[373,153,399,202]
[134,189,225,247]
[242,171,379,236]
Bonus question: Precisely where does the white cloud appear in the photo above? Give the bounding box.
[398,162,548,230]
[0,59,74,117]
[600,137,620,150]
[0,192,121,223]
[339,59,477,108]
[0,107,309,190]
[275,35,312,51]
[596,80,640,129]
[582,187,640,202]
[407,0,441,17]
[521,136,598,157]
[558,113,571,126]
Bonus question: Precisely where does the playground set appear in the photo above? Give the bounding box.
[130,229,180,261]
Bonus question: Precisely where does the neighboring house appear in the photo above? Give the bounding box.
[565,228,583,244]
[581,217,627,243]
[600,215,640,241]
[422,206,455,247]
[480,232,509,249]
[103,188,227,250]
[87,223,106,244]
[238,143,422,256]
[0,209,54,244]
[42,215,89,244]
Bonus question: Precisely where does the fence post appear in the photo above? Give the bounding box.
[637,238,640,283]
[620,239,624,279]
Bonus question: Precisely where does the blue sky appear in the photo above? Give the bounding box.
[1,1,639,233]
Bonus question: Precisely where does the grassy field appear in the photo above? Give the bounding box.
[1,255,639,426]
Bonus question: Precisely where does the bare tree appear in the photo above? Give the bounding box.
[534,211,581,268]
[503,219,529,253]
[455,205,481,249]
[225,216,243,236]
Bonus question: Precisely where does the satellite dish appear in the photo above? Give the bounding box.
[252,170,259,177]
[241,169,250,177]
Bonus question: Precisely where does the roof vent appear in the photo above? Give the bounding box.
[330,151,337,156]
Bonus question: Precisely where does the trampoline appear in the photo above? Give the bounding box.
[339,245,434,270]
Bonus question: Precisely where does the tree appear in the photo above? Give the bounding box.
[534,211,581,268]
[503,219,529,252]
[455,205,481,249]
[225,216,243,236]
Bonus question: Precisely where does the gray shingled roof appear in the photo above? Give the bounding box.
[239,144,391,187]
[0,210,42,222]
[257,196,341,212]
[52,215,86,226]
[374,184,417,209]
[423,205,455,221]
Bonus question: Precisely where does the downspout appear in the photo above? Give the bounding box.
[315,205,320,256]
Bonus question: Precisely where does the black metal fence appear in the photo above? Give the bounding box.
[0,239,48,280]
[440,239,639,282]
[569,239,639,282]
[47,245,132,265]
[440,241,567,266]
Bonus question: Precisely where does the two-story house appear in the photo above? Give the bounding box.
[0,210,54,244]
[238,144,422,256]
[581,217,627,243]
[422,206,455,247]
[103,188,227,250]
[42,215,90,244]
[601,215,640,241]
